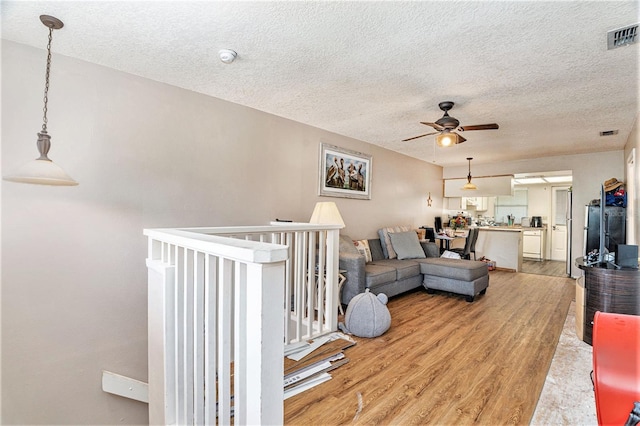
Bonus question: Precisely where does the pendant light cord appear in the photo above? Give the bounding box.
[42,26,53,133]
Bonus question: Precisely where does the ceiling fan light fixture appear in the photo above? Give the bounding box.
[461,157,478,190]
[436,131,458,147]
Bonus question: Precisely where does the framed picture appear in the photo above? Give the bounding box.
[318,143,372,200]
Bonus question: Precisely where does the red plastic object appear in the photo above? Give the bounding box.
[592,311,640,425]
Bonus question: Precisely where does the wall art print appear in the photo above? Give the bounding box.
[318,143,372,200]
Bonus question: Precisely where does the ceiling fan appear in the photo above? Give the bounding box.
[402,101,499,146]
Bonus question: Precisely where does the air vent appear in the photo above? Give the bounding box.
[600,130,619,137]
[607,24,638,49]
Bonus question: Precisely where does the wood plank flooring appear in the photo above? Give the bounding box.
[284,270,575,425]
[521,259,567,277]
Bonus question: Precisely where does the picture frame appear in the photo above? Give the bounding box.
[318,143,372,200]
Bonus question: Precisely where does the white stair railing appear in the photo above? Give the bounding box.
[145,223,341,425]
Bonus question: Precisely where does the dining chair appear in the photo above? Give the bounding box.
[421,227,436,242]
[451,228,475,260]
[469,228,480,260]
[434,217,443,233]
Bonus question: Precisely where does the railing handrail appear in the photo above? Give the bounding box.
[144,228,289,264]
[180,223,343,234]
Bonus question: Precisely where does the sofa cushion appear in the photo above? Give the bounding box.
[420,241,440,258]
[364,263,397,289]
[368,239,386,261]
[419,258,488,282]
[378,225,411,259]
[354,239,372,263]
[389,231,426,260]
[370,259,421,281]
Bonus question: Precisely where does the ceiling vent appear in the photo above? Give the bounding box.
[600,130,619,137]
[607,24,638,49]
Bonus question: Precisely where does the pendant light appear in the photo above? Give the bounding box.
[3,15,78,186]
[461,157,477,190]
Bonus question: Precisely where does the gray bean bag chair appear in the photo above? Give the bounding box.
[339,289,391,338]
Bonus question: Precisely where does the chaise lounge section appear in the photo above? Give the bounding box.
[420,257,489,302]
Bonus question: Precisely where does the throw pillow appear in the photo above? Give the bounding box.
[378,225,411,259]
[353,239,373,263]
[339,234,360,256]
[339,289,391,338]
[389,231,426,260]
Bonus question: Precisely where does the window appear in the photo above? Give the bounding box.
[494,189,528,224]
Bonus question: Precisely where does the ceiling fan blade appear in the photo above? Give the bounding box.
[402,131,439,142]
[456,133,467,143]
[458,123,499,131]
[420,122,444,131]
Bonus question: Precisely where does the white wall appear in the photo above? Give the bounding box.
[1,40,443,424]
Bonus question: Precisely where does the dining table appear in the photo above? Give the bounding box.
[434,231,468,251]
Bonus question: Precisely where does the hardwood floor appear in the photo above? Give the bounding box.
[521,259,567,277]
[285,270,575,425]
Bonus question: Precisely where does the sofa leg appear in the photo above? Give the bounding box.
[465,295,475,303]
[425,288,436,294]
[480,288,487,295]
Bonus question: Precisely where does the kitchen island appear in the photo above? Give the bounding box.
[474,226,523,272]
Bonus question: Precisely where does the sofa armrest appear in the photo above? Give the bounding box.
[421,241,439,258]
[339,252,366,305]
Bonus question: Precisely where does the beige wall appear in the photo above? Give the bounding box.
[624,113,639,245]
[1,40,443,424]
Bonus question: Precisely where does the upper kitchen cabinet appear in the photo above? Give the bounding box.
[445,196,491,212]
[446,197,464,210]
[466,197,488,211]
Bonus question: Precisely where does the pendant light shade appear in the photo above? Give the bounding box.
[461,157,477,190]
[3,15,78,186]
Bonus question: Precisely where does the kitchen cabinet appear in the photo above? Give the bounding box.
[446,197,463,210]
[465,197,488,211]
[523,229,544,260]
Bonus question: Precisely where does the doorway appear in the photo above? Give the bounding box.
[515,171,572,278]
[550,186,570,262]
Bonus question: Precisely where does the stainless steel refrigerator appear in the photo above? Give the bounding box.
[583,205,626,256]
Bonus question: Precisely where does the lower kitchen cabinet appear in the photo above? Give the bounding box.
[523,229,544,260]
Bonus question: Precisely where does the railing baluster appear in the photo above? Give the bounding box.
[203,254,217,425]
[218,258,233,425]
[193,251,205,424]
[234,261,248,424]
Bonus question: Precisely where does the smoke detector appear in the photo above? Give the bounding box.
[218,49,237,64]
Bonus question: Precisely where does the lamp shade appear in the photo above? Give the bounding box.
[461,181,478,190]
[309,202,345,227]
[3,158,78,186]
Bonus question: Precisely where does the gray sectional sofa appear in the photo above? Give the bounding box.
[339,233,489,305]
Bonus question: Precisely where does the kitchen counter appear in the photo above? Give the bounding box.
[477,226,524,232]
[474,226,523,272]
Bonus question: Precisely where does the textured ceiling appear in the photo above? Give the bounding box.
[2,1,638,167]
